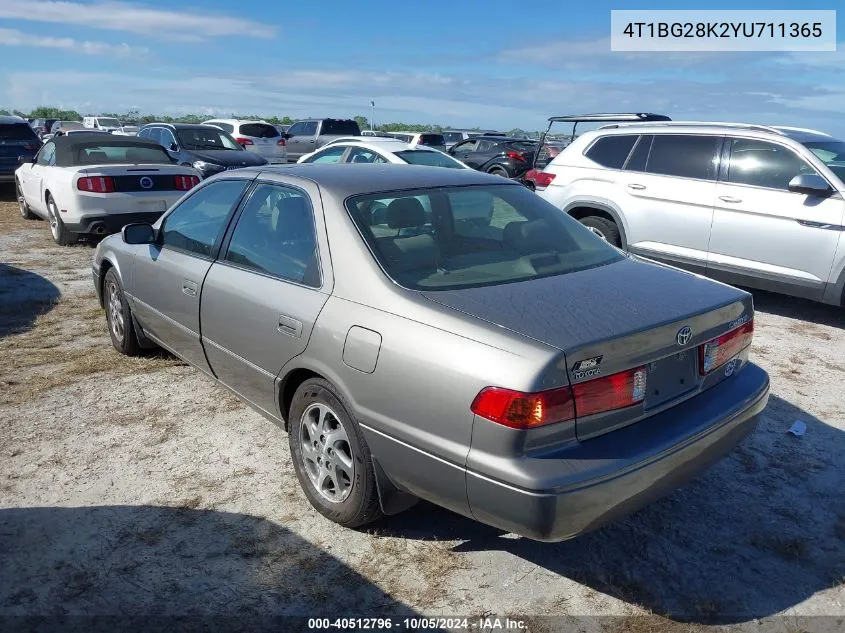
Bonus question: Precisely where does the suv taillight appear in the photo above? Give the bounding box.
[699,320,754,375]
[471,366,647,429]
[277,138,286,146]
[235,137,254,146]
[505,150,526,162]
[77,176,115,193]
[524,169,556,189]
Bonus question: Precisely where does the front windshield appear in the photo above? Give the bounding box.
[803,141,845,181]
[98,118,121,128]
[394,150,465,169]
[177,128,242,151]
[346,184,622,291]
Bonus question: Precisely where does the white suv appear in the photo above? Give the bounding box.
[202,119,287,164]
[532,122,845,307]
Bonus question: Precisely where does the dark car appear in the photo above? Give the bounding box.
[138,123,268,178]
[0,116,41,182]
[449,136,539,179]
[31,118,59,139]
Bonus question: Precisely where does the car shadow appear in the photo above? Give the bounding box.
[0,263,60,338]
[0,505,420,629]
[747,288,842,329]
[377,394,844,624]
[0,183,16,203]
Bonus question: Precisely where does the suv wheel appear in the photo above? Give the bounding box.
[579,216,621,247]
[488,166,510,178]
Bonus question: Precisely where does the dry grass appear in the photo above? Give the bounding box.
[601,615,708,633]
[0,289,182,406]
[0,200,31,232]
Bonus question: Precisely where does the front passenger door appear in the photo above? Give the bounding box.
[200,182,330,416]
[449,139,479,166]
[129,179,250,373]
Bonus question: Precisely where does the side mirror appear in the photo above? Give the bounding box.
[122,223,156,245]
[788,173,832,196]
[18,156,33,165]
[283,132,292,139]
[169,142,179,152]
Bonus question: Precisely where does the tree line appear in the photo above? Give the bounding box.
[0,106,534,137]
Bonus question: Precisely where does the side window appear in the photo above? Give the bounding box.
[146,127,163,145]
[476,139,496,152]
[347,147,386,164]
[160,129,177,149]
[645,135,721,180]
[585,135,638,169]
[624,135,652,172]
[453,140,478,153]
[302,121,319,136]
[304,145,347,164]
[209,122,234,134]
[161,180,249,257]
[36,143,56,166]
[137,128,149,139]
[287,122,305,136]
[225,184,320,287]
[725,138,819,191]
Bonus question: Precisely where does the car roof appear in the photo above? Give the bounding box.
[204,118,270,125]
[143,122,220,130]
[0,115,28,124]
[239,163,509,197]
[51,134,170,167]
[589,121,835,143]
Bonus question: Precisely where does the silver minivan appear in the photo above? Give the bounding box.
[203,119,287,164]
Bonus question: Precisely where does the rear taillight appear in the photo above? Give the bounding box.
[277,138,286,146]
[505,150,526,162]
[174,175,200,190]
[77,176,115,193]
[699,320,754,375]
[471,366,647,429]
[471,385,575,429]
[23,144,37,151]
[524,169,556,189]
[235,137,254,146]
[571,366,647,418]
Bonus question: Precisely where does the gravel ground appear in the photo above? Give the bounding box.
[1,186,843,632]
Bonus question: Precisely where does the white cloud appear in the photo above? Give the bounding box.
[0,0,275,41]
[0,27,147,56]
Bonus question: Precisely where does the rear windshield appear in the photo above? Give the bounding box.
[443,132,464,143]
[97,118,121,128]
[177,128,241,151]
[418,134,445,146]
[322,119,361,136]
[394,150,465,169]
[74,144,173,165]
[1,123,39,142]
[239,123,280,138]
[507,141,538,152]
[346,184,622,291]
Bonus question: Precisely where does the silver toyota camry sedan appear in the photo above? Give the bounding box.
[92,164,770,541]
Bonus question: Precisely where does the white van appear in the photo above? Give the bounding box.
[83,116,123,133]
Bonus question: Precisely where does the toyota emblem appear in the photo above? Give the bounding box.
[676,326,692,346]
[139,176,153,190]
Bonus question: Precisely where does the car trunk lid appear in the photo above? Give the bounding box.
[422,256,753,440]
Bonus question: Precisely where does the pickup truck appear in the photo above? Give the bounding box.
[283,118,361,162]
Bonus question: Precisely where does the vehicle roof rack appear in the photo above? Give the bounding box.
[771,125,830,136]
[598,121,787,134]
[532,113,671,168]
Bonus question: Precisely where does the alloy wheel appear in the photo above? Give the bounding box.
[587,226,607,241]
[299,402,354,503]
[106,281,125,344]
[48,200,60,240]
[16,182,27,218]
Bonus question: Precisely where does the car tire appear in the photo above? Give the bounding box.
[289,378,383,528]
[580,216,621,247]
[46,194,76,246]
[488,166,510,178]
[104,268,140,356]
[16,180,36,220]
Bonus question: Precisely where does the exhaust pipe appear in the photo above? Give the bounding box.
[91,223,107,235]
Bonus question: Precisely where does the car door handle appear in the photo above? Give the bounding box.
[627,183,646,190]
[277,314,303,338]
[719,195,742,203]
[182,280,198,297]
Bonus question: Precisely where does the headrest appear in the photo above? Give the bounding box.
[387,197,426,229]
[84,150,108,162]
[376,234,440,272]
[503,219,555,254]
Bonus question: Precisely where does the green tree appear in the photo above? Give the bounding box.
[29,106,82,120]
[354,115,369,130]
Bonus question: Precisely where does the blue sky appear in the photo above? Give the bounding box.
[1,0,843,135]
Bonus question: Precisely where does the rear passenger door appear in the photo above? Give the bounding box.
[708,137,845,300]
[200,181,330,417]
[616,133,722,272]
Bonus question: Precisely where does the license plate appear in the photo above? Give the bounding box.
[136,200,166,213]
[644,351,697,409]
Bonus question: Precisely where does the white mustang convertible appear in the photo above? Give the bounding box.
[15,133,201,245]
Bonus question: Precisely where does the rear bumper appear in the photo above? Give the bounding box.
[65,211,165,236]
[466,363,769,541]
